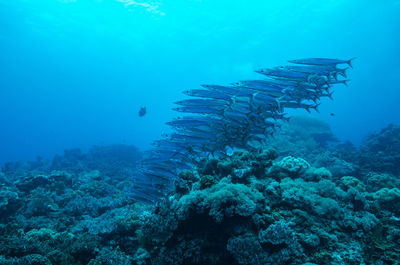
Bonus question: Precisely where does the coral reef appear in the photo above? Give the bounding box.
[1,122,400,264]
[265,116,338,157]
[0,145,143,264]
[135,150,400,265]
[359,124,400,175]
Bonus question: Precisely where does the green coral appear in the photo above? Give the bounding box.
[0,188,19,210]
[278,156,310,173]
[256,148,278,163]
[280,178,344,218]
[371,188,400,215]
[199,175,218,189]
[367,173,400,192]
[304,167,332,181]
[340,176,366,192]
[175,177,264,222]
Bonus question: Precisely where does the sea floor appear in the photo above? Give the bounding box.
[0,118,399,265]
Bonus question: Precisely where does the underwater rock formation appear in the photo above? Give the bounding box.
[263,115,357,177]
[265,115,338,156]
[135,150,400,265]
[1,139,400,264]
[359,124,400,175]
[51,144,142,176]
[0,145,143,265]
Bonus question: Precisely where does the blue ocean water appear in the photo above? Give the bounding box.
[0,0,399,164]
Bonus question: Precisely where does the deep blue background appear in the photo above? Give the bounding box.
[0,0,399,164]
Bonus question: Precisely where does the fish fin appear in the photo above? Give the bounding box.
[333,72,341,80]
[314,103,321,113]
[343,79,351,86]
[348,57,356,68]
[342,68,348,78]
[328,90,334,100]
[305,107,311,114]
[276,99,282,112]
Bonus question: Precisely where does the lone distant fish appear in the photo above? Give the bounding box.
[288,58,356,68]
[139,107,146,117]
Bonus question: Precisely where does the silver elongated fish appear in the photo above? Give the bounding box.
[183,89,232,100]
[237,85,284,98]
[132,177,165,189]
[251,92,278,104]
[173,106,224,115]
[130,189,158,203]
[224,109,250,124]
[133,57,355,203]
[174,115,223,122]
[179,129,220,140]
[202,84,252,97]
[255,68,310,81]
[152,139,185,148]
[238,80,286,90]
[277,65,348,78]
[141,169,177,181]
[166,119,209,127]
[328,79,350,86]
[288,58,356,68]
[146,165,178,176]
[169,133,211,143]
[151,160,193,170]
[174,98,228,107]
[152,148,188,158]
[228,103,252,115]
[281,101,320,113]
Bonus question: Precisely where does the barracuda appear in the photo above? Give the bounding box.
[288,57,356,68]
[132,57,354,203]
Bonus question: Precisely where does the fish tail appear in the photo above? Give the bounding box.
[342,67,348,78]
[276,99,282,112]
[314,103,321,113]
[334,71,345,80]
[328,90,334,100]
[343,79,351,86]
[348,57,356,68]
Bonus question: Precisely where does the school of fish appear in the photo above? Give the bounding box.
[132,58,354,203]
